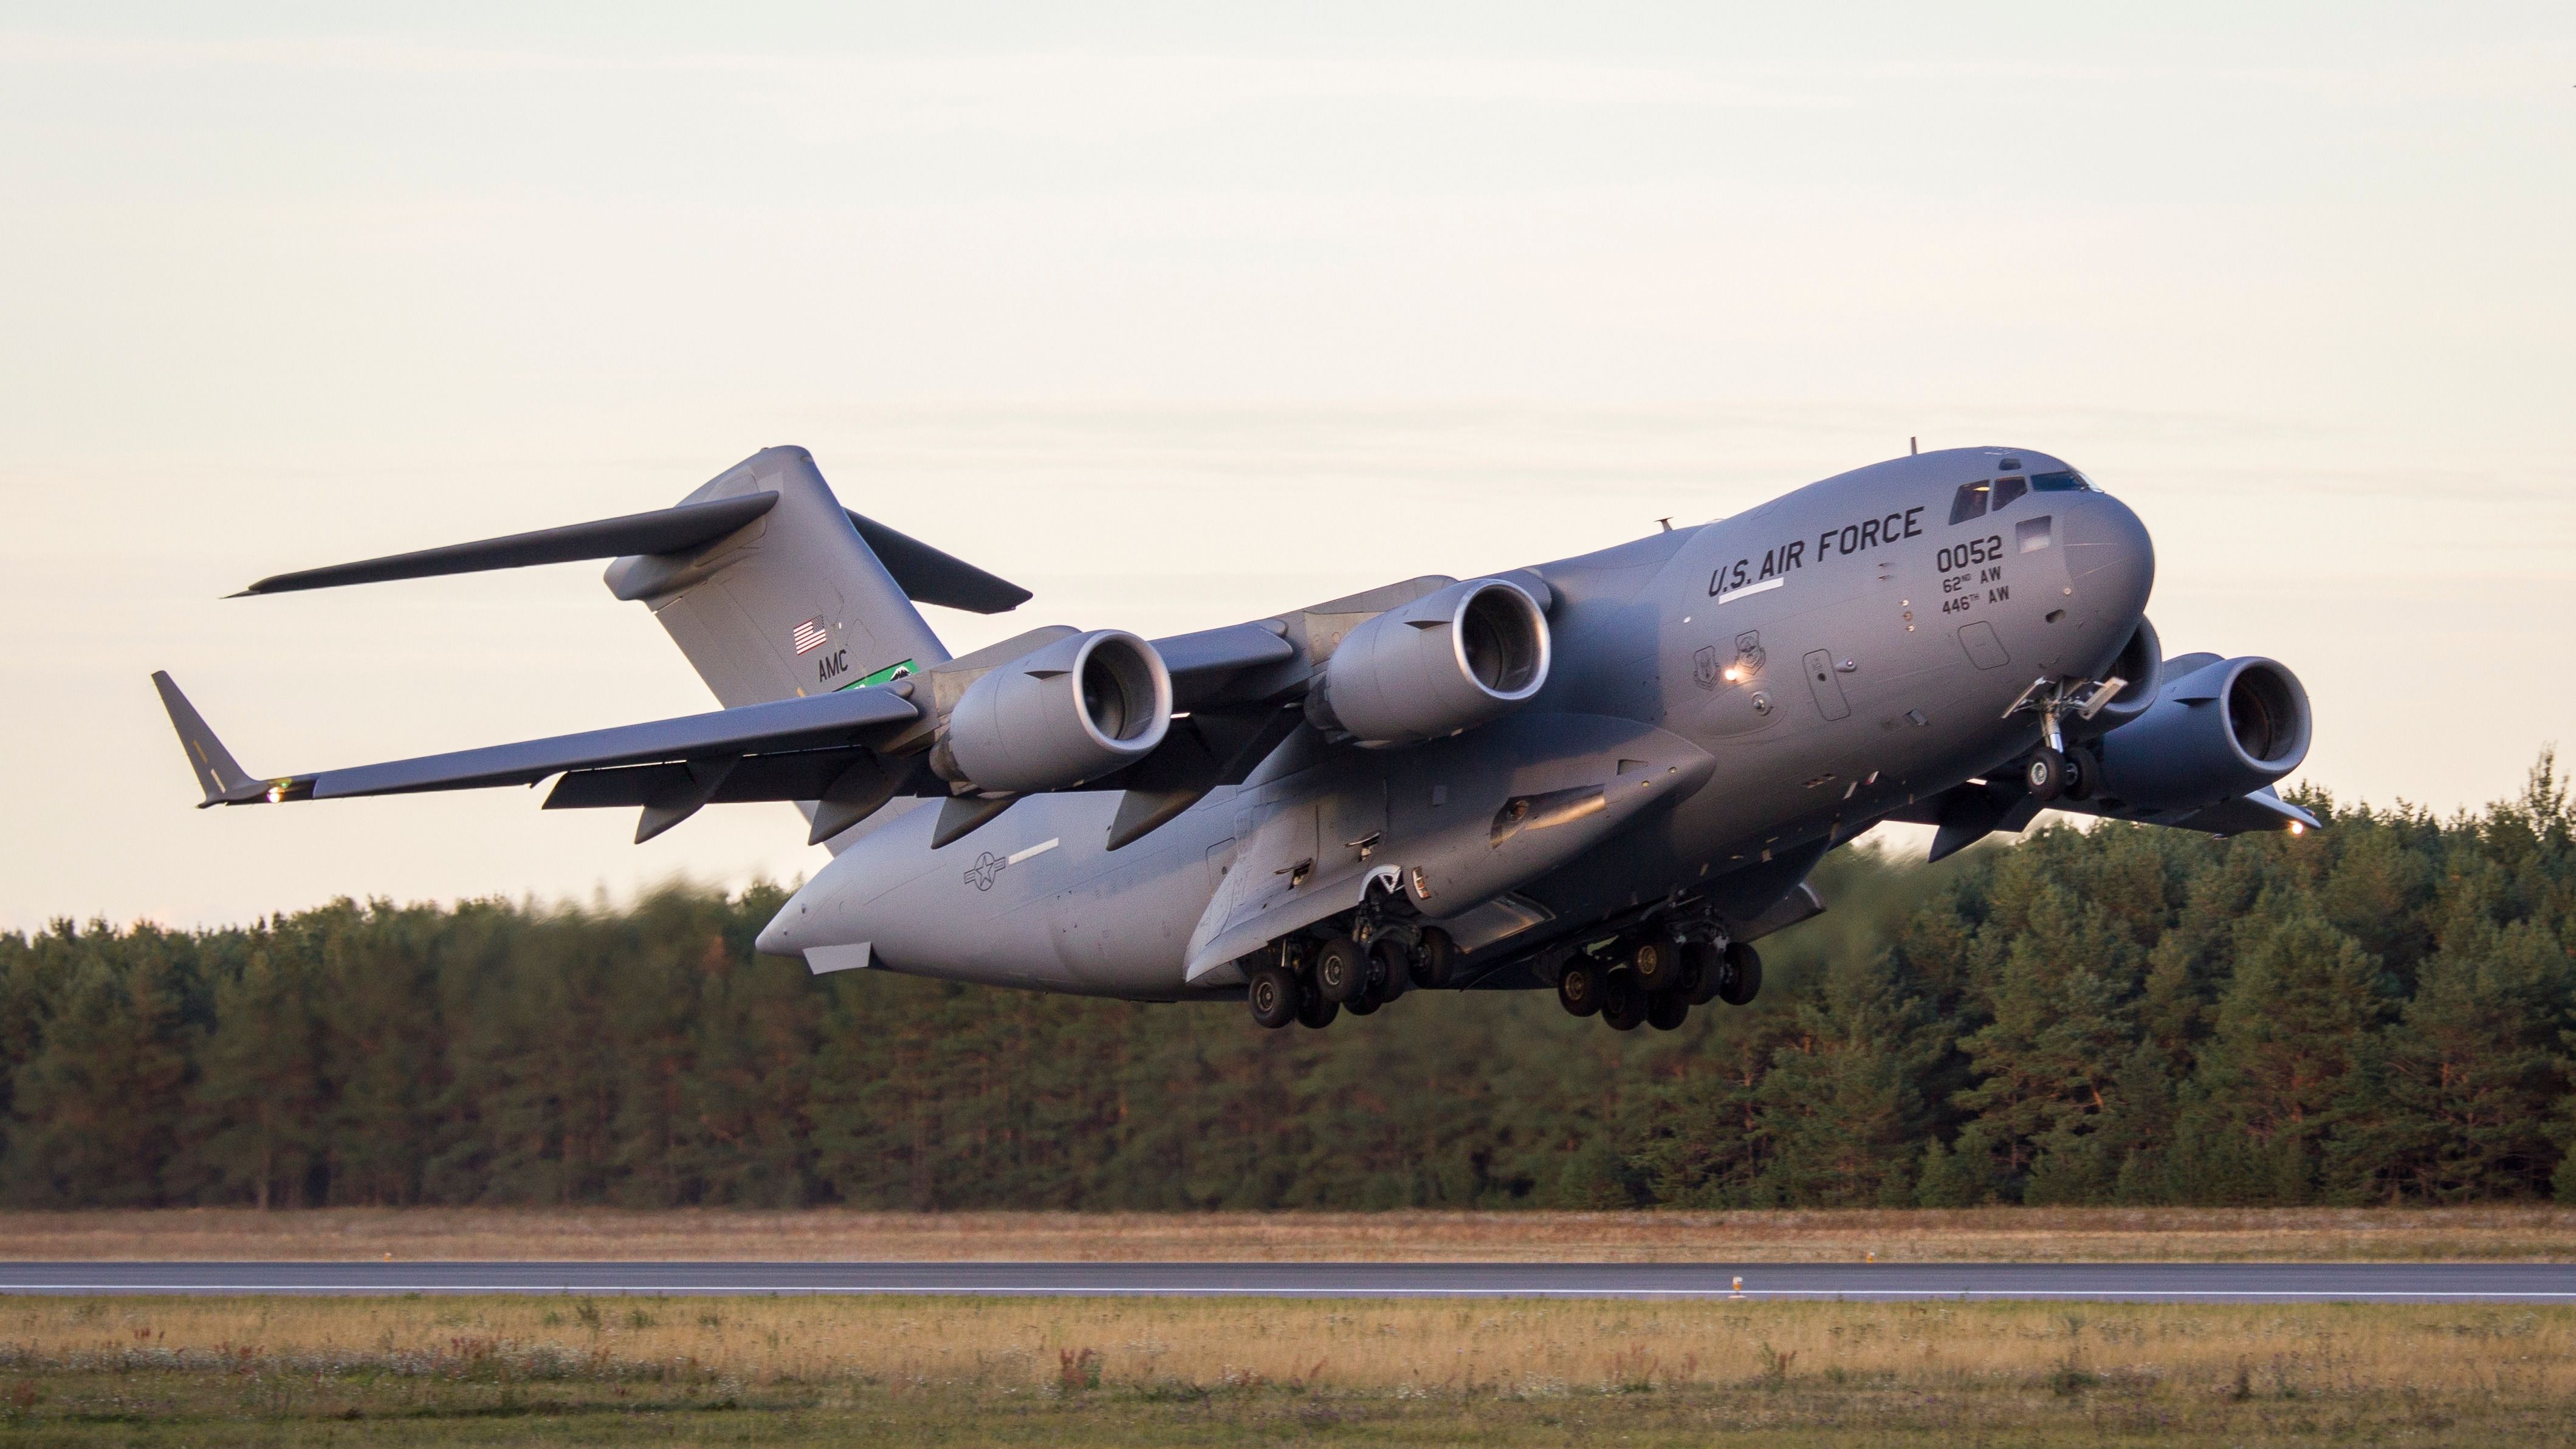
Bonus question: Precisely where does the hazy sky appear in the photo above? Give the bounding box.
[4,5,2571,930]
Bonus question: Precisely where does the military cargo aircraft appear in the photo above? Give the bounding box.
[155,444,2314,1032]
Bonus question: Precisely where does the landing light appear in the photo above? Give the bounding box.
[1722,666,1746,683]
[2289,821,2307,837]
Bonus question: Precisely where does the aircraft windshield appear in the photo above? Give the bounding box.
[2031,470,2095,492]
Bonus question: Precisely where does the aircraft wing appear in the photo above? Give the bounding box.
[152,671,921,840]
[2051,783,2321,837]
[1886,778,2319,861]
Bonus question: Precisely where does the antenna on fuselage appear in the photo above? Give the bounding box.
[1911,436,1918,456]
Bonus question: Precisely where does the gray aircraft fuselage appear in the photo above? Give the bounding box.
[755,446,2152,997]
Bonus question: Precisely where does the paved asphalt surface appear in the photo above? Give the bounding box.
[2,1261,2573,1302]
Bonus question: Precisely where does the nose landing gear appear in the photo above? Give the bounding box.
[2007,674,2125,804]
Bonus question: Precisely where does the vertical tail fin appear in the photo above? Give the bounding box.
[605,447,954,708]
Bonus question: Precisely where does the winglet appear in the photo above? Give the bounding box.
[150,672,268,807]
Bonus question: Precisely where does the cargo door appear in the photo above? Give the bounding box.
[1803,648,1851,721]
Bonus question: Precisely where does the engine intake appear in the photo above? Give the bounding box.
[939,629,1172,794]
[1306,578,1550,746]
[2092,655,2312,810]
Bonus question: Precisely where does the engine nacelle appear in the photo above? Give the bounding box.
[1305,578,1550,746]
[2081,617,2165,731]
[2092,655,2312,810]
[938,629,1172,794]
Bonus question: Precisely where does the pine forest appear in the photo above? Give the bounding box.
[4,755,2570,1214]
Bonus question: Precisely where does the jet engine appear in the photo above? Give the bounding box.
[2091,655,2311,810]
[2081,617,2165,730]
[936,629,1172,794]
[1305,578,1550,746]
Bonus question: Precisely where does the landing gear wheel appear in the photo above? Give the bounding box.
[2024,747,2069,803]
[1646,991,1690,1031]
[1248,964,1300,1029]
[1630,938,1681,992]
[1600,970,1647,1032]
[1557,961,1602,1018]
[1296,987,1339,1029]
[1680,941,1723,1005]
[1717,942,1763,1006]
[1369,940,1410,1005]
[2064,744,2100,802]
[1412,928,1458,989]
[1313,934,1365,1004]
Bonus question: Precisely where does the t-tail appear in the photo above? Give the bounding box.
[221,445,1031,842]
[234,445,1027,708]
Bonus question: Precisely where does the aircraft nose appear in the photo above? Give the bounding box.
[2059,490,2155,622]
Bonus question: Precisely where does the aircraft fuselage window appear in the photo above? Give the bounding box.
[1991,474,2030,512]
[2031,470,2093,493]
[1949,481,1991,524]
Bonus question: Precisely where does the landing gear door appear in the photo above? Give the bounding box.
[1804,649,1851,721]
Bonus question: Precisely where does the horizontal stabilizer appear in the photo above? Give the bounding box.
[235,493,781,596]
[230,493,1032,617]
[845,512,1032,615]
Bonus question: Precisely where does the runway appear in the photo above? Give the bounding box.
[3,1261,2573,1303]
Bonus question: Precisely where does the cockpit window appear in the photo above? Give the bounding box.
[1948,481,1990,524]
[1990,474,2030,512]
[2031,470,2094,493]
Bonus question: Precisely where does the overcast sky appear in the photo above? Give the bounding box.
[4,4,2571,930]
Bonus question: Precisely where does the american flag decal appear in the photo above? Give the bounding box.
[791,617,829,655]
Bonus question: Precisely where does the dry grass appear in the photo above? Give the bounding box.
[2,1293,2573,1445]
[8,1205,2576,1262]
[3,1291,2569,1394]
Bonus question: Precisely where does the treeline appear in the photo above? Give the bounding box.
[3,755,2570,1211]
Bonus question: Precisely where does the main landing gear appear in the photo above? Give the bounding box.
[1246,926,1455,1030]
[1556,935,1762,1032]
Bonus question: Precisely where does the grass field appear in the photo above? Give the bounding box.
[9,1205,2576,1262]
[1,1293,2572,1445]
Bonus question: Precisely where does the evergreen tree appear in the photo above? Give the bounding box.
[188,936,326,1207]
[2167,905,2384,1203]
[2,928,199,1205]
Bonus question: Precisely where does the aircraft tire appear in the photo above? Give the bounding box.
[1296,989,1340,1029]
[2024,747,2069,802]
[2064,744,2101,801]
[1247,964,1301,1029]
[1631,938,1680,991]
[1680,941,1723,1005]
[1646,990,1690,1031]
[1557,961,1602,1018]
[1412,928,1458,989]
[1344,992,1381,1016]
[1717,942,1763,1006]
[1600,970,1647,1032]
[1313,934,1366,1004]
[1370,939,1410,1004]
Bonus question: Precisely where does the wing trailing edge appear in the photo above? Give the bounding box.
[148,671,922,839]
